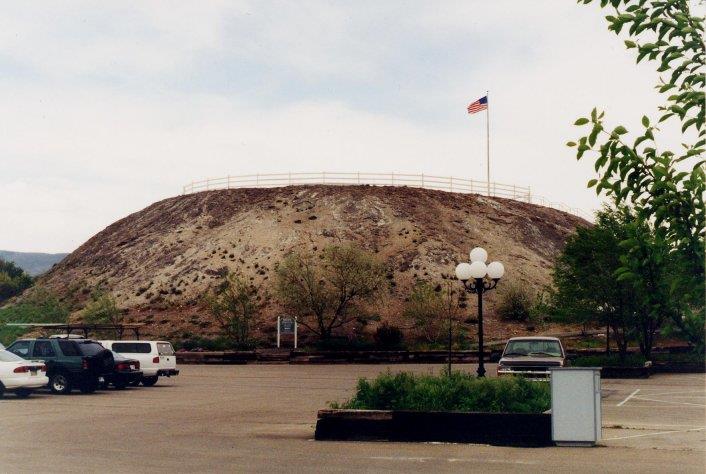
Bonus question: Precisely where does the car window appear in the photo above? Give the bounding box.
[33,340,57,358]
[77,342,105,356]
[112,342,152,354]
[58,340,80,356]
[157,343,175,356]
[504,340,562,357]
[0,350,26,362]
[7,341,31,357]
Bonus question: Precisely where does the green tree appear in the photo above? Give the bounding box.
[0,259,33,304]
[551,208,639,360]
[570,0,704,349]
[83,289,122,337]
[496,283,535,323]
[206,272,262,347]
[403,281,445,343]
[275,245,385,341]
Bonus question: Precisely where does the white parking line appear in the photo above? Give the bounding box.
[603,427,705,441]
[617,389,640,407]
[632,396,706,408]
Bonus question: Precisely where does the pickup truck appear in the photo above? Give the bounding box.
[496,336,566,380]
[6,338,114,394]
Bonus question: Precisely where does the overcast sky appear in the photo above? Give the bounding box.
[1,1,673,253]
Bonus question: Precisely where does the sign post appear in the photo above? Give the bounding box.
[277,316,298,349]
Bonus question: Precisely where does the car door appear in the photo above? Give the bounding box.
[32,340,58,371]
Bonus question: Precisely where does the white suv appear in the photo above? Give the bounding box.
[99,340,178,386]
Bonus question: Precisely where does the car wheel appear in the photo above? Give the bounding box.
[79,378,98,394]
[141,376,158,387]
[0,382,5,399]
[114,380,127,390]
[50,373,72,395]
[15,388,32,398]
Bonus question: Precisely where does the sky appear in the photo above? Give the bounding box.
[0,1,674,253]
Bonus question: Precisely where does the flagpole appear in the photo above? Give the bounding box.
[486,90,490,197]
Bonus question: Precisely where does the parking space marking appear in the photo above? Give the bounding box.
[631,396,706,408]
[642,390,705,398]
[617,389,640,407]
[603,427,705,441]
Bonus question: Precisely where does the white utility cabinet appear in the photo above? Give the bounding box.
[549,367,601,446]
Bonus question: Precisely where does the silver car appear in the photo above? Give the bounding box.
[496,336,566,380]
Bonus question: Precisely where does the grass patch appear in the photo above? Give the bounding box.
[330,371,550,413]
[0,290,69,346]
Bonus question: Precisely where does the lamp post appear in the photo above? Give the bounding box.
[455,247,504,377]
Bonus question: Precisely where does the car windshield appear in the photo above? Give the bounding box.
[77,341,105,356]
[503,340,562,357]
[0,349,27,362]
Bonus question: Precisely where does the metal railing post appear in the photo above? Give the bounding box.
[421,173,425,188]
[391,171,394,186]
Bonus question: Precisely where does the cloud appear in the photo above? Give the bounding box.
[0,1,674,252]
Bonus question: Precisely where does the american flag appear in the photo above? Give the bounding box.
[467,95,488,114]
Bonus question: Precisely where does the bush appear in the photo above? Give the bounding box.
[174,336,256,351]
[496,283,534,322]
[373,323,404,349]
[331,371,550,413]
[572,354,646,368]
[314,336,375,351]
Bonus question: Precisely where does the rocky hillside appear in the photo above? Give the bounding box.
[38,185,588,342]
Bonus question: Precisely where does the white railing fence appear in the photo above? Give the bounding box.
[181,172,592,221]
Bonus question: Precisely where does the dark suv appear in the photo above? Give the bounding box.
[7,338,114,394]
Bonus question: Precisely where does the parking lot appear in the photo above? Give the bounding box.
[1,364,704,473]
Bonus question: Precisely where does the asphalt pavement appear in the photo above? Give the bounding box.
[0,364,703,473]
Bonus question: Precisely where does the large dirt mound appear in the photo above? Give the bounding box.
[40,185,588,341]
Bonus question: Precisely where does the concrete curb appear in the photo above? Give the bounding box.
[314,409,553,446]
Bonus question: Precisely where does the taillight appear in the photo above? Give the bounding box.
[13,366,29,373]
[134,361,140,369]
[40,365,47,372]
[82,358,89,370]
[116,363,128,371]
[152,356,160,363]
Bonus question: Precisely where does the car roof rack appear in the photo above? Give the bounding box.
[4,323,146,339]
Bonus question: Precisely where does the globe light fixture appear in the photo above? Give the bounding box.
[455,247,504,377]
[469,247,488,263]
[454,262,473,281]
[487,261,505,280]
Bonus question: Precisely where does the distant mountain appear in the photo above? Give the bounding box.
[0,250,69,276]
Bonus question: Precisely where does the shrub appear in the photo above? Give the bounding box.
[331,371,550,413]
[314,336,374,351]
[572,354,646,368]
[496,283,534,322]
[373,323,404,349]
[175,336,255,351]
